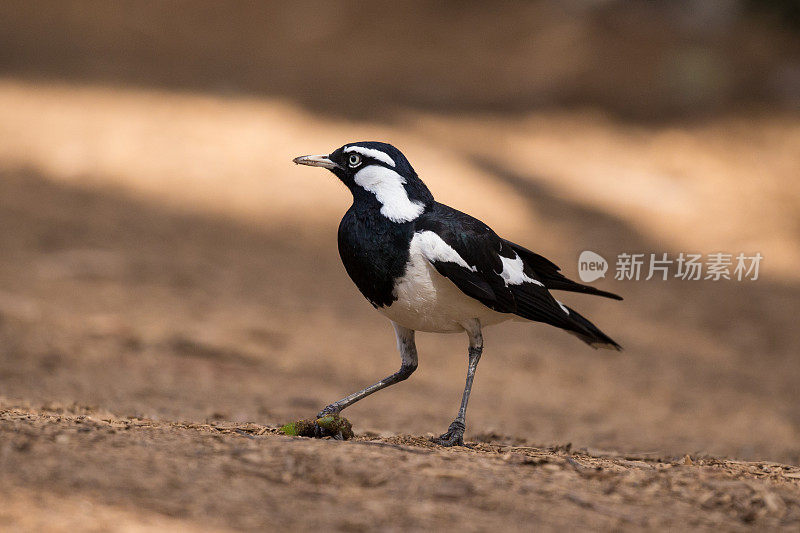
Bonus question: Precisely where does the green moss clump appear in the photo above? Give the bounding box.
[279,418,316,437]
[279,414,354,440]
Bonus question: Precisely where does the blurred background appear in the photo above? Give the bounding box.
[0,0,799,472]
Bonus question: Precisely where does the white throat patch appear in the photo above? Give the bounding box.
[344,146,396,167]
[353,165,425,223]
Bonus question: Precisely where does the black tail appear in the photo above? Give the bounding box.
[562,305,622,351]
[544,279,622,300]
[501,239,623,301]
[507,282,622,351]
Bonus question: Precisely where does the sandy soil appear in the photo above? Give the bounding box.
[3,402,800,531]
[0,77,799,530]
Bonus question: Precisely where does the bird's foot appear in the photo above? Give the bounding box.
[278,404,353,440]
[313,413,354,440]
[316,404,342,418]
[433,420,465,447]
[309,404,352,440]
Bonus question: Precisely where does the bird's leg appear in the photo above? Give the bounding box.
[315,322,418,436]
[436,320,483,447]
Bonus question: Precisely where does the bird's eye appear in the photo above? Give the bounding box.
[348,154,362,167]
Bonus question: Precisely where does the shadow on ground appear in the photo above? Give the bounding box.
[1,166,798,465]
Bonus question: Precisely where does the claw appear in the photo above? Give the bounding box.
[313,413,354,440]
[316,404,342,418]
[433,420,466,447]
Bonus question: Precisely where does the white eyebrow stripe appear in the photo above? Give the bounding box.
[344,146,396,167]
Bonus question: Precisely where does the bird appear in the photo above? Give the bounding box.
[293,141,621,446]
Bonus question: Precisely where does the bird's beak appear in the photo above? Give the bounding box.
[292,154,341,170]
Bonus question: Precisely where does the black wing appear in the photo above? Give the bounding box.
[416,203,620,349]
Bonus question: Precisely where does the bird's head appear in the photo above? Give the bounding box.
[293,141,433,223]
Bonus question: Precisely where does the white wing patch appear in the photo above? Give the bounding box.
[412,231,477,272]
[379,230,510,332]
[344,146,396,167]
[498,253,544,287]
[556,299,570,315]
[353,165,424,223]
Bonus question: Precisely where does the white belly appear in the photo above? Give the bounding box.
[377,248,512,333]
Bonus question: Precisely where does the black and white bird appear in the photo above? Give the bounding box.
[293,142,621,446]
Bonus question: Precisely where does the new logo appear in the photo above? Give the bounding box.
[578,251,608,283]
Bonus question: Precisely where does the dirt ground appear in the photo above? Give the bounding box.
[3,402,800,532]
[1,2,800,530]
[0,79,798,530]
